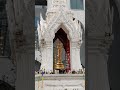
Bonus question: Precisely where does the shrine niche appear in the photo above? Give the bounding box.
[37,2,83,73]
[53,28,70,73]
[35,0,85,90]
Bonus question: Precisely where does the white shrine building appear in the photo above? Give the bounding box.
[35,0,85,90]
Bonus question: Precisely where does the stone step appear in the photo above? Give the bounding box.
[35,74,85,81]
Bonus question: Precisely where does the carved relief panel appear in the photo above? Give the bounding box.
[52,0,67,8]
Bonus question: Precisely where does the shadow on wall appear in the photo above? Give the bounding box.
[107,0,120,89]
[80,39,85,67]
[35,60,41,72]
[0,80,15,90]
[80,25,85,67]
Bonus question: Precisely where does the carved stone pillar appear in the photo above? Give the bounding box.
[16,48,34,90]
[41,40,53,72]
[46,41,53,72]
[71,41,82,71]
[87,45,110,90]
[6,0,35,90]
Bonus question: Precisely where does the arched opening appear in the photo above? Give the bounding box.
[53,28,70,74]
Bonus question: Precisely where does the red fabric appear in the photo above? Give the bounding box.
[65,40,71,72]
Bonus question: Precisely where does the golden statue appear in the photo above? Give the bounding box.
[54,40,64,70]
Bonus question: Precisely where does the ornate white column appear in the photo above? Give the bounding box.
[41,45,47,70]
[71,41,82,71]
[45,41,53,72]
[41,40,53,72]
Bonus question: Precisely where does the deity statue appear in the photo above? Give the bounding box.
[54,40,65,71]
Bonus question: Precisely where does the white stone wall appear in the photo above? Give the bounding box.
[35,74,85,90]
[36,80,84,90]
